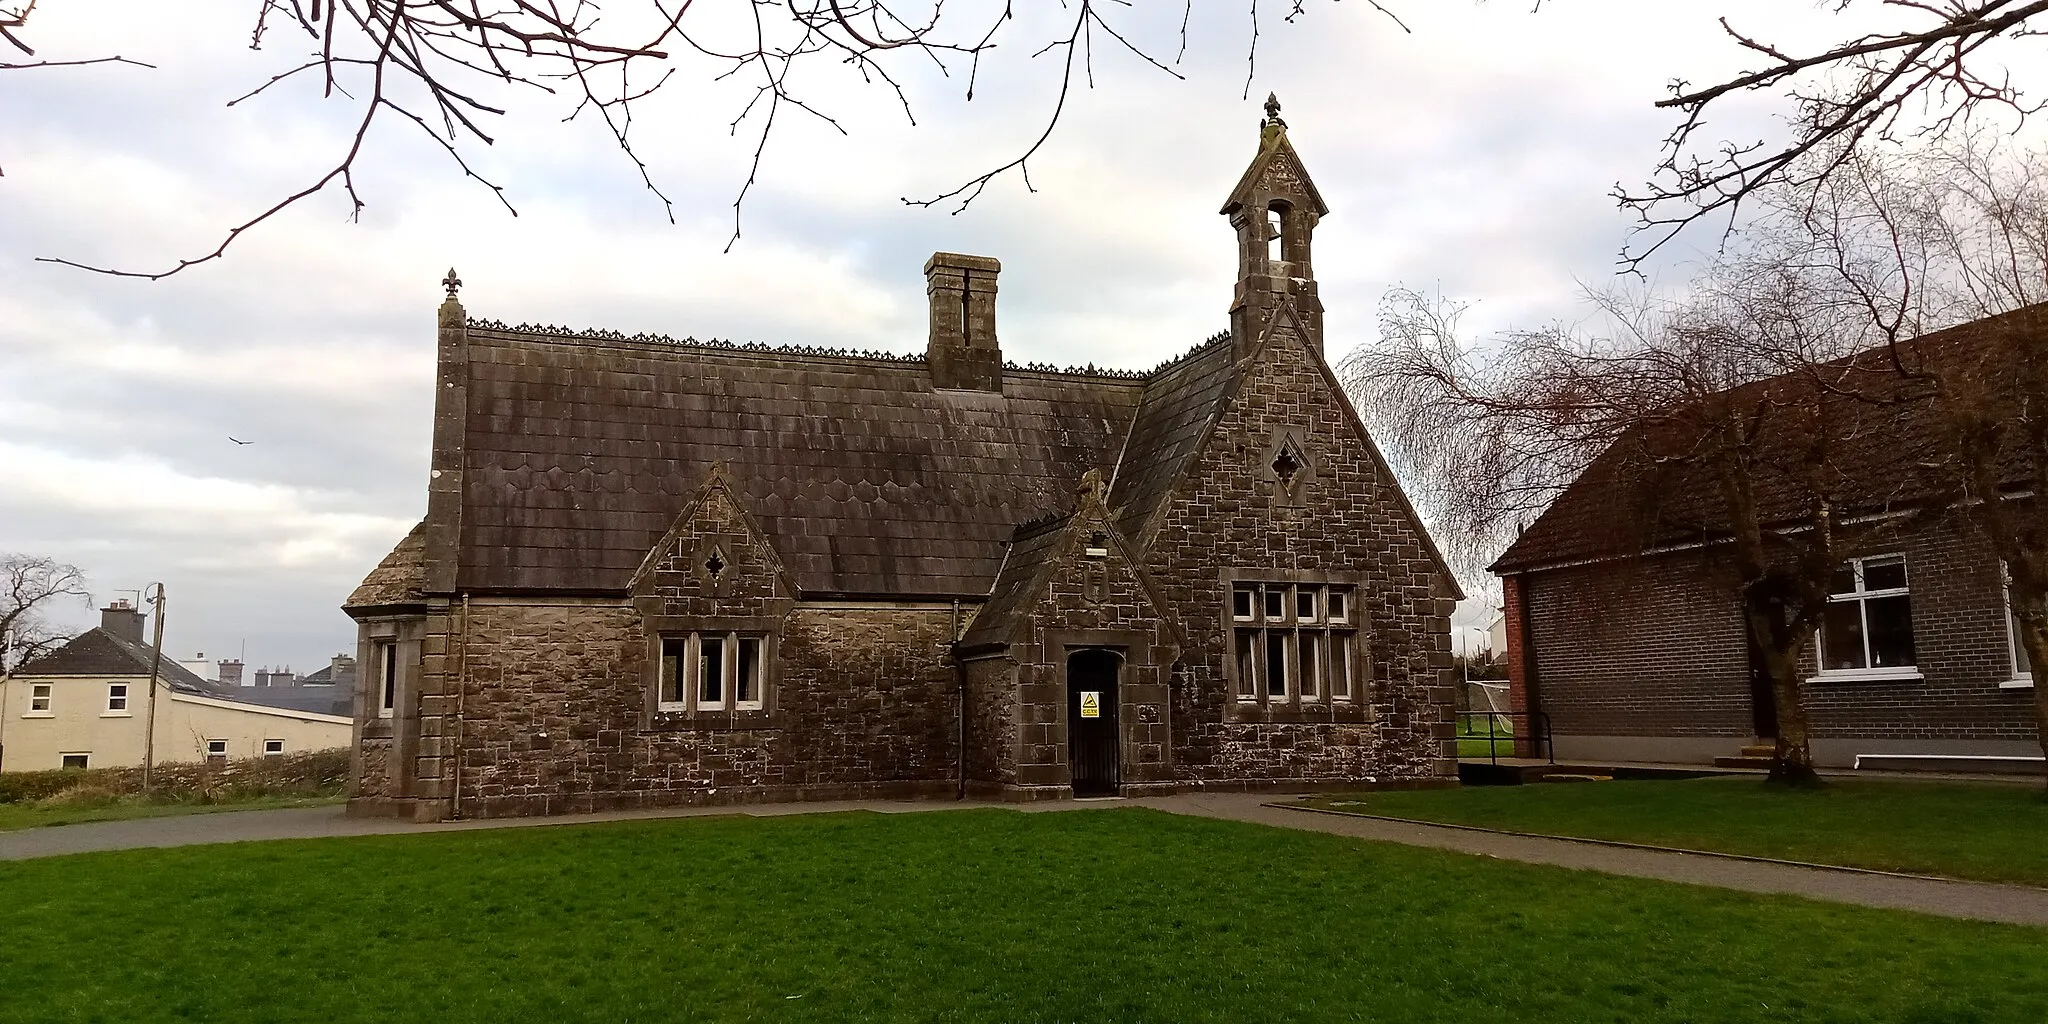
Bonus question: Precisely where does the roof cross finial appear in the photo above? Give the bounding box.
[442,267,462,300]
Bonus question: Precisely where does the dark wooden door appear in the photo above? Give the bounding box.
[1067,648,1122,796]
[1746,626,1779,739]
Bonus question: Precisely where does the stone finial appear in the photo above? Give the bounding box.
[1263,92,1282,123]
[1078,468,1106,505]
[442,267,463,299]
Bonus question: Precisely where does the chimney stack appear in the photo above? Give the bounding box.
[925,252,1002,392]
[100,600,147,645]
[218,659,245,686]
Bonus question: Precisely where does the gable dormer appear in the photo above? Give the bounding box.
[1221,95,1329,360]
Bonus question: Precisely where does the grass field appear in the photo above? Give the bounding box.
[1305,777,2048,887]
[0,794,343,832]
[2,807,2045,1023]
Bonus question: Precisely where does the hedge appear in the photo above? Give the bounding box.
[0,748,351,804]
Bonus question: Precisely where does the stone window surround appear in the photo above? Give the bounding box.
[357,618,418,741]
[642,614,785,731]
[373,637,401,719]
[26,683,53,716]
[2002,566,2036,689]
[1219,568,1374,724]
[1810,553,1924,684]
[60,752,89,770]
[103,682,131,717]
[657,631,768,713]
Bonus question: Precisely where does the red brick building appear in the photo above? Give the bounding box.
[1492,311,2042,770]
[343,103,1463,820]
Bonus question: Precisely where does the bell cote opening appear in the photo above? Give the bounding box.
[1220,94,1330,357]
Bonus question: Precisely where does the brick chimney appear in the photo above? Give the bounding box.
[100,600,146,645]
[925,252,1002,392]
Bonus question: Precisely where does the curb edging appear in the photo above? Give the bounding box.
[1266,801,2048,892]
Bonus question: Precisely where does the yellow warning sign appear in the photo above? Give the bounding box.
[1079,692,1102,719]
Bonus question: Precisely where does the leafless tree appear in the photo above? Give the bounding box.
[1350,261,1929,785]
[1354,138,2048,786]
[1624,0,2048,269]
[0,554,90,673]
[2,0,1403,278]
[1809,138,2048,782]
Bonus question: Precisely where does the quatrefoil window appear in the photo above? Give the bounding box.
[1271,447,1301,487]
[703,547,727,580]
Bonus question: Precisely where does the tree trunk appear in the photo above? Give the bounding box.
[2023,622,2048,796]
[1748,602,1824,788]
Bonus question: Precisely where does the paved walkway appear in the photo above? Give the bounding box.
[5,793,2045,927]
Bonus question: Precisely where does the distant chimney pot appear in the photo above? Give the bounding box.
[99,602,147,645]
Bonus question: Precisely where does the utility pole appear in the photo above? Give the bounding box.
[142,582,166,793]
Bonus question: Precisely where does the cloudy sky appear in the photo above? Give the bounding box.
[2,1,1917,668]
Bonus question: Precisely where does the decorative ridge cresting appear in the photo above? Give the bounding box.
[465,317,926,364]
[464,317,1232,380]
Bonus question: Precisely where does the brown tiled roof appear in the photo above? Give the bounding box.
[346,519,428,609]
[1492,305,2046,573]
[14,628,231,697]
[457,326,1158,596]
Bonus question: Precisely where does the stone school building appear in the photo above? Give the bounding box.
[345,106,1463,820]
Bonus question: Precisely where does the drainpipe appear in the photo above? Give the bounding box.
[951,598,967,800]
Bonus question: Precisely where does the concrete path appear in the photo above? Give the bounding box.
[5,793,2046,928]
[1134,793,2048,928]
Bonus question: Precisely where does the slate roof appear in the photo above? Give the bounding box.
[14,628,235,698]
[231,687,355,718]
[346,519,427,609]
[1107,334,1239,543]
[456,325,1171,596]
[1491,304,2047,574]
[959,514,1072,648]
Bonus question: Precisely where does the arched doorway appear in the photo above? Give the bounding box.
[1067,648,1122,796]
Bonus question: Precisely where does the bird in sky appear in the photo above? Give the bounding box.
[228,437,253,445]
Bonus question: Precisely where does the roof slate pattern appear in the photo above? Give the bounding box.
[346,519,428,609]
[459,330,1150,595]
[1106,337,1240,544]
[1492,305,2047,573]
[958,515,1070,647]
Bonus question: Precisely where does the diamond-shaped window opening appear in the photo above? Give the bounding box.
[1271,446,1303,487]
[703,547,728,579]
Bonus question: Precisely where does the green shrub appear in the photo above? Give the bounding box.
[1,748,351,805]
[36,785,125,809]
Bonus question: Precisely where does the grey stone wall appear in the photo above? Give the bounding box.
[1008,514,1178,790]
[962,655,1016,788]
[449,602,959,817]
[1147,317,1457,784]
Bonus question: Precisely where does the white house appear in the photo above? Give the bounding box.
[0,602,351,772]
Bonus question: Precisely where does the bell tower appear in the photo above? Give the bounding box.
[1221,94,1329,359]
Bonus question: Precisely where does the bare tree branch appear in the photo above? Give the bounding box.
[1619,1,2048,272]
[11,1,1393,277]
[0,553,91,673]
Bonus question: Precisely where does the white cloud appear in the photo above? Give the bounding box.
[7,0,2040,666]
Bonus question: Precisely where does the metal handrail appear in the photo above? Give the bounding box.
[1453,710,1554,765]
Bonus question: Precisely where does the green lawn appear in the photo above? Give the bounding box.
[0,795,344,832]
[1305,777,2048,887]
[3,808,2046,1023]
